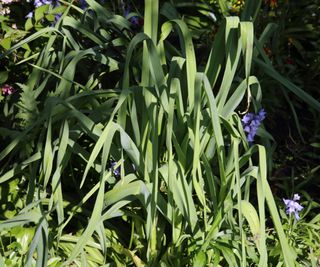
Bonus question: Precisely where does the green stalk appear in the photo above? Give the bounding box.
[233,137,246,267]
[143,0,160,264]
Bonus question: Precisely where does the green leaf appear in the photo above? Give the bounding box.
[25,18,33,31]
[35,5,50,22]
[49,5,67,15]
[0,71,8,84]
[0,210,41,230]
[0,38,11,50]
[240,200,260,244]
[193,250,206,267]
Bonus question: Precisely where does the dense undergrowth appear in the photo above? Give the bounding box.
[0,0,320,266]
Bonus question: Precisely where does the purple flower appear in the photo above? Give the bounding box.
[283,194,303,220]
[110,161,120,177]
[26,11,34,18]
[1,84,16,96]
[129,15,140,25]
[54,13,62,24]
[79,0,87,9]
[242,109,266,142]
[34,0,53,8]
[122,2,142,27]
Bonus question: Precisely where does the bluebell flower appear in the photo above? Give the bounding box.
[129,15,140,25]
[79,0,87,10]
[124,11,140,25]
[242,109,266,142]
[34,0,53,8]
[54,12,62,24]
[110,161,120,177]
[283,194,303,220]
[26,11,33,18]
[256,109,266,121]
[122,2,142,26]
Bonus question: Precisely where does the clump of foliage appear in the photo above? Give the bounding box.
[1,0,320,266]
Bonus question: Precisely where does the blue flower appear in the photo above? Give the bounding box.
[283,194,303,220]
[122,2,142,26]
[34,0,53,8]
[110,161,120,177]
[26,12,33,18]
[79,0,87,9]
[256,109,266,121]
[129,15,140,25]
[242,109,266,142]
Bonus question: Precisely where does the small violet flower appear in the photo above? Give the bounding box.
[122,2,143,27]
[34,0,53,8]
[283,194,303,220]
[79,0,87,10]
[110,161,120,177]
[124,11,136,24]
[242,109,266,142]
[1,84,16,96]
